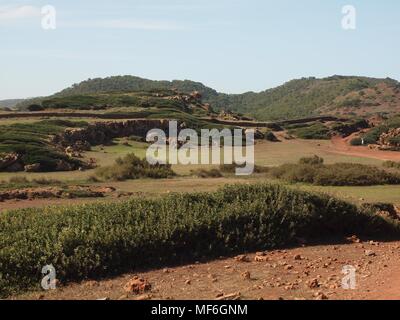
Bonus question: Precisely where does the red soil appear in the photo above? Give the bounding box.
[330,135,400,162]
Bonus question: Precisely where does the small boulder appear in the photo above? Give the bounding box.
[124,276,151,295]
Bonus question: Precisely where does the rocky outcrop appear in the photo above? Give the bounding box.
[24,163,41,172]
[362,203,400,222]
[0,153,20,171]
[52,120,173,147]
[124,276,151,295]
[379,128,400,149]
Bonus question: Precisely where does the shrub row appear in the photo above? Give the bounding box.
[383,161,400,170]
[1,183,398,297]
[269,157,400,186]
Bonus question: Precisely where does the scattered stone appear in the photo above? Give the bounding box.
[314,292,329,300]
[254,252,268,262]
[216,292,241,301]
[124,276,151,295]
[308,278,320,289]
[235,255,250,263]
[241,271,251,280]
[134,294,152,301]
[347,235,361,243]
[365,250,376,257]
[24,163,41,172]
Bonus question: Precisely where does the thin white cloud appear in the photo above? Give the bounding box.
[62,19,184,31]
[0,5,40,21]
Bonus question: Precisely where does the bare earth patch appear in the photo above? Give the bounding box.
[14,240,400,300]
[330,135,400,162]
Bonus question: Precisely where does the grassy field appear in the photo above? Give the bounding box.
[1,137,399,208]
[0,138,383,180]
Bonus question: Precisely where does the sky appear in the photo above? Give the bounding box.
[0,0,399,100]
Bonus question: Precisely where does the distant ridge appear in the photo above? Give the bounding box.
[0,99,25,109]
[16,75,400,121]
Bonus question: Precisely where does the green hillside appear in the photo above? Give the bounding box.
[56,75,219,101]
[211,76,400,120]
[16,75,400,121]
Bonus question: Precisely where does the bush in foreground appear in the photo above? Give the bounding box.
[0,183,399,297]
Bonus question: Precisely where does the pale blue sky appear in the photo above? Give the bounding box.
[0,0,399,99]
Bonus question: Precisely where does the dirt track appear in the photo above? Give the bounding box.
[330,135,400,162]
[15,239,400,300]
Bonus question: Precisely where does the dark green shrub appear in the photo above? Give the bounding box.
[8,176,29,184]
[350,138,363,146]
[32,178,62,185]
[269,159,400,186]
[388,136,400,146]
[265,131,279,142]
[96,153,175,181]
[340,97,362,108]
[383,161,400,170]
[1,183,398,297]
[289,123,330,140]
[27,104,44,112]
[299,155,324,165]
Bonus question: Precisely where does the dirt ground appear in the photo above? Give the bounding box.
[330,135,400,162]
[14,239,400,301]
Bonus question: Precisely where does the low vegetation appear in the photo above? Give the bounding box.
[0,177,62,190]
[17,75,400,121]
[219,164,269,174]
[1,183,399,297]
[191,168,223,178]
[269,157,400,186]
[0,120,87,172]
[383,161,400,170]
[352,116,400,145]
[95,153,175,181]
[288,122,330,140]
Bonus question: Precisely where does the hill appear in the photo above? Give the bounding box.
[16,75,400,121]
[0,99,25,110]
[217,76,400,121]
[0,91,229,173]
[56,75,220,101]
